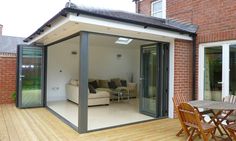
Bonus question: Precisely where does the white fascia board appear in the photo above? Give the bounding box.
[27,16,71,45]
[69,14,192,41]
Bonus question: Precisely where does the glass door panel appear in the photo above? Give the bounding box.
[230,44,236,95]
[141,46,158,116]
[17,45,44,108]
[204,47,222,101]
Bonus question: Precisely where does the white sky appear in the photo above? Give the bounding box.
[0,0,135,38]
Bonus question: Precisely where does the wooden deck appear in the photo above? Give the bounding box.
[0,104,217,141]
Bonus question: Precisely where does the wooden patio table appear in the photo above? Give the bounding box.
[189,100,236,140]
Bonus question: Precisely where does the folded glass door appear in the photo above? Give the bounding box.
[140,45,158,117]
[140,43,169,118]
[17,45,45,108]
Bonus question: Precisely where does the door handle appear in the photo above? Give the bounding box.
[20,75,25,78]
[217,81,223,84]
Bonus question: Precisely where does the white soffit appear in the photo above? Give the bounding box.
[29,13,192,45]
[28,16,71,45]
[69,14,192,40]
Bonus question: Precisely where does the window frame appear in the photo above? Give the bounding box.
[151,0,166,19]
[198,40,236,101]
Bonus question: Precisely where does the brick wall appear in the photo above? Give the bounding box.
[167,0,236,43]
[174,39,193,101]
[173,39,193,117]
[138,0,236,43]
[0,53,16,104]
[137,0,152,16]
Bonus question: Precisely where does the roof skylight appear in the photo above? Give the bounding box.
[115,37,133,45]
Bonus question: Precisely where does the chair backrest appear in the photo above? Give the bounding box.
[172,95,189,118]
[172,95,189,108]
[223,95,236,115]
[177,103,203,130]
[223,95,236,103]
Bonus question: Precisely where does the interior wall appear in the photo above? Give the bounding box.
[47,37,80,102]
[88,46,140,84]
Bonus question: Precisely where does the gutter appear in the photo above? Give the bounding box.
[192,34,197,100]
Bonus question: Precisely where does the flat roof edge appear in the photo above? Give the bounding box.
[24,7,196,43]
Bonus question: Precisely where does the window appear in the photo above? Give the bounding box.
[199,41,236,101]
[151,0,166,19]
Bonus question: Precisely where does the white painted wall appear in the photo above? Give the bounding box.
[47,37,80,102]
[88,46,140,84]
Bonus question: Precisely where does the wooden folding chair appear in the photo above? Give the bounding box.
[177,103,217,141]
[218,95,236,124]
[172,96,189,136]
[225,123,236,140]
[172,96,213,137]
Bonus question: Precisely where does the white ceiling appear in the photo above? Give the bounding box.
[49,33,156,49]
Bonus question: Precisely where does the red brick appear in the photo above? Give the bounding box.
[0,56,16,104]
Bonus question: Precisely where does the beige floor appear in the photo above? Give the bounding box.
[47,99,154,130]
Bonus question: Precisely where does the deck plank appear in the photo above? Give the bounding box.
[0,105,10,141]
[7,104,38,141]
[0,104,223,141]
[1,104,20,141]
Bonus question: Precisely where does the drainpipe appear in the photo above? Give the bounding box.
[192,34,197,100]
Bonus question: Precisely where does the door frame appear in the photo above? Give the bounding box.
[198,40,236,100]
[16,44,46,108]
[139,42,169,118]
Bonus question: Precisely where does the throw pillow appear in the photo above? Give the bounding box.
[88,84,96,94]
[108,81,117,89]
[111,78,121,87]
[99,80,109,88]
[89,80,99,89]
[120,80,127,87]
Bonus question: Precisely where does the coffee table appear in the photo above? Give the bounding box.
[111,88,130,102]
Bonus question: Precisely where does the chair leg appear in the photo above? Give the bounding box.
[176,129,184,136]
[228,130,236,140]
[187,128,196,141]
[211,130,217,141]
[201,133,210,141]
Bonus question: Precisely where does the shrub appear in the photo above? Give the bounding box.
[12,92,16,101]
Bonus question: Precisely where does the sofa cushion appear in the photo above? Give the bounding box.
[89,80,99,89]
[88,91,110,99]
[120,80,127,87]
[111,78,121,87]
[96,88,113,93]
[99,80,109,88]
[88,84,96,94]
[108,81,117,89]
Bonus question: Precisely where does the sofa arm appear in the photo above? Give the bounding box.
[66,84,79,103]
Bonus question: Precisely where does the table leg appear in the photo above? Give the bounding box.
[210,110,234,139]
[209,111,224,136]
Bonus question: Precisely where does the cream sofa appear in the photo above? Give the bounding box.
[66,84,110,106]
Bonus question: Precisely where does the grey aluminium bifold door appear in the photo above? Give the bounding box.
[17,45,45,108]
[140,43,169,118]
